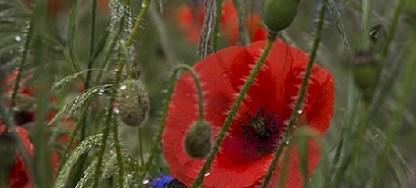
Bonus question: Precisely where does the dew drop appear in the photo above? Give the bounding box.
[120,85,127,90]
[113,108,120,114]
[285,140,290,145]
[15,36,21,42]
[297,110,303,115]
[142,179,150,185]
[204,172,210,177]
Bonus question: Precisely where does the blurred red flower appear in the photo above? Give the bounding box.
[0,124,34,188]
[162,40,334,187]
[1,70,76,187]
[175,0,267,44]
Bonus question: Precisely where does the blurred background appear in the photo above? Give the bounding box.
[1,0,416,187]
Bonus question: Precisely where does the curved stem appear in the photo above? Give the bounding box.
[260,0,329,187]
[191,35,276,188]
[139,63,205,179]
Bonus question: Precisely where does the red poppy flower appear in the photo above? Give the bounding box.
[162,40,334,188]
[0,123,34,188]
[175,0,267,44]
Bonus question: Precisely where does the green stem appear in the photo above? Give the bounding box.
[127,0,151,46]
[192,35,276,188]
[212,0,223,51]
[139,63,205,179]
[380,0,405,58]
[112,118,125,187]
[361,0,371,50]
[92,61,125,188]
[260,0,329,187]
[10,19,34,117]
[367,33,416,188]
[233,0,250,45]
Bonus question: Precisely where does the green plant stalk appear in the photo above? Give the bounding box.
[112,118,125,187]
[380,0,405,58]
[95,16,126,85]
[192,35,276,188]
[349,0,405,179]
[366,37,416,188]
[233,0,250,45]
[361,0,371,50]
[31,0,53,186]
[137,127,145,168]
[212,0,223,51]
[67,0,82,72]
[80,0,98,141]
[260,0,329,187]
[139,63,205,179]
[92,61,125,188]
[10,19,34,113]
[127,0,151,46]
[72,1,98,185]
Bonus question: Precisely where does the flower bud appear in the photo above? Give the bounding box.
[350,51,381,102]
[116,79,150,127]
[184,120,212,158]
[263,0,301,33]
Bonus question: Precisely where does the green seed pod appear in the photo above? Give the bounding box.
[351,51,381,102]
[184,120,212,158]
[263,0,301,33]
[117,79,150,127]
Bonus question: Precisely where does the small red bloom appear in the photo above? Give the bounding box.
[162,40,334,187]
[1,123,34,188]
[175,0,267,44]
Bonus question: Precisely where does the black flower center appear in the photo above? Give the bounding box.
[240,108,284,155]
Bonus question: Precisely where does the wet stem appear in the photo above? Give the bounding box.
[139,63,205,180]
[191,34,277,188]
[260,0,329,187]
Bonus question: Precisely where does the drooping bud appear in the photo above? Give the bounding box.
[184,120,212,158]
[350,51,381,102]
[116,79,150,127]
[263,0,301,34]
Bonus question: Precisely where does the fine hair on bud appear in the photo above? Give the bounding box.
[263,0,301,33]
[184,120,212,158]
[116,79,150,127]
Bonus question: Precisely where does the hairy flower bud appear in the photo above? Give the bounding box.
[116,79,150,127]
[184,120,212,158]
[263,0,301,33]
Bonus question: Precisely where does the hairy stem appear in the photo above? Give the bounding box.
[92,60,125,188]
[192,34,276,188]
[127,0,151,46]
[139,64,205,180]
[260,0,329,187]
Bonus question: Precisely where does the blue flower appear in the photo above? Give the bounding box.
[149,175,186,188]
[149,175,174,188]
